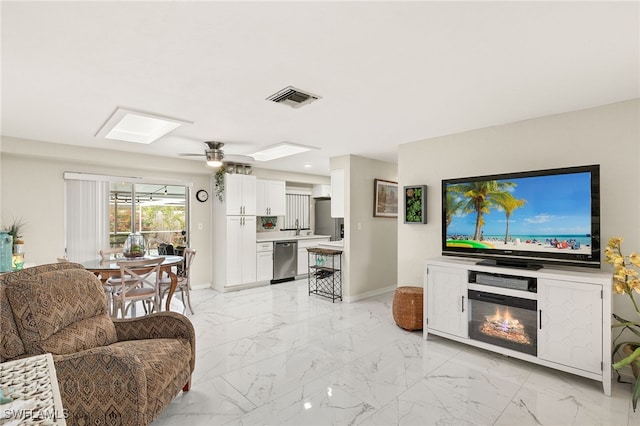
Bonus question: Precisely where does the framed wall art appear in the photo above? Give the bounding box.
[373,179,398,218]
[404,185,427,224]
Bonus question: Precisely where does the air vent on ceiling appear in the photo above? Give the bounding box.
[266,86,321,108]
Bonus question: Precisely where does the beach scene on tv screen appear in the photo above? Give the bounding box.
[445,172,592,255]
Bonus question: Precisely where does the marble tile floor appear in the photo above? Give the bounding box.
[154,279,637,425]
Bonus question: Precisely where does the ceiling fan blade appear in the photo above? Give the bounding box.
[178,153,206,157]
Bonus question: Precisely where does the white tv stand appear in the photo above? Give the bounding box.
[424,256,612,396]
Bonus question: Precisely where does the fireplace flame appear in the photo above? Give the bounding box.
[487,307,518,326]
[482,307,532,345]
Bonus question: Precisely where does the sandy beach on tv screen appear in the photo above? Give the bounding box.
[479,239,591,255]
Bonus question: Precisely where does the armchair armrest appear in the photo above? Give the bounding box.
[113,312,196,371]
[53,346,148,425]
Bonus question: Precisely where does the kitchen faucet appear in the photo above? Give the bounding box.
[295,219,300,236]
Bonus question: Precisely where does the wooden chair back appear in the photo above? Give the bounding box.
[181,248,196,279]
[99,248,123,261]
[113,257,165,318]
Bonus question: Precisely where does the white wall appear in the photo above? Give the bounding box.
[398,99,640,315]
[332,155,398,301]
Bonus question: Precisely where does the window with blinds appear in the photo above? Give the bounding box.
[283,194,310,229]
[63,172,191,262]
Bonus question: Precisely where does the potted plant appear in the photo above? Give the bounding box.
[605,237,640,412]
[123,232,146,258]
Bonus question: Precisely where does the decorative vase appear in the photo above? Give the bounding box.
[123,232,146,258]
[13,243,25,254]
[12,253,25,271]
[0,232,12,273]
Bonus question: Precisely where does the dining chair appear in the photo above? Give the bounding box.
[159,248,196,314]
[99,247,123,261]
[113,257,165,318]
[99,247,133,316]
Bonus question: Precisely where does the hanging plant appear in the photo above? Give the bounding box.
[214,166,227,202]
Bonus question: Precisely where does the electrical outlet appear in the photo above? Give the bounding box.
[357,222,362,230]
[198,223,203,230]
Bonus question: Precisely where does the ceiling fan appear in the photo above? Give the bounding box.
[179,141,255,168]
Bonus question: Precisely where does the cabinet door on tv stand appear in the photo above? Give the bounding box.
[426,265,468,338]
[537,278,602,374]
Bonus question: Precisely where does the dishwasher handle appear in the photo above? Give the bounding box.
[276,241,297,248]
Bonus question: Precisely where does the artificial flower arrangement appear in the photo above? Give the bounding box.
[605,237,640,411]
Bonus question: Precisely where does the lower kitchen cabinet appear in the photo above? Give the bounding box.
[256,242,273,282]
[226,216,256,286]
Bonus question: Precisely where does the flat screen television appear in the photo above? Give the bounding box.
[442,164,600,269]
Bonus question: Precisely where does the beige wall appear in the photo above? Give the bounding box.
[0,136,330,288]
[397,99,640,315]
[332,155,398,301]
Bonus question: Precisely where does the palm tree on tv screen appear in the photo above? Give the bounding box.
[499,196,527,244]
[445,190,465,232]
[449,180,521,241]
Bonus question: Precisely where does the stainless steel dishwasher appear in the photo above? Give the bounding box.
[271,240,298,284]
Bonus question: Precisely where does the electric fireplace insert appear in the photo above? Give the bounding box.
[468,287,538,356]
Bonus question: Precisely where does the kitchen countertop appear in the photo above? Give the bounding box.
[318,240,344,248]
[256,234,332,243]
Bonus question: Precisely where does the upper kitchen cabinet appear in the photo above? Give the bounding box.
[330,169,344,218]
[256,179,285,216]
[225,174,256,216]
[312,184,331,198]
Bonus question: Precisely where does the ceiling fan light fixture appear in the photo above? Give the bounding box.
[206,149,224,167]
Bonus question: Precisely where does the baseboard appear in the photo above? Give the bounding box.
[190,282,212,291]
[344,284,396,303]
[218,281,269,293]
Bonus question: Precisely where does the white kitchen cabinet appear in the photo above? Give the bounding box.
[330,169,344,218]
[256,179,285,216]
[226,174,257,216]
[296,237,330,276]
[225,216,257,286]
[256,242,274,282]
[312,184,331,198]
[537,278,603,374]
[424,257,612,396]
[425,265,468,338]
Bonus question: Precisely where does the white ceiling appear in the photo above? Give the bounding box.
[2,1,638,176]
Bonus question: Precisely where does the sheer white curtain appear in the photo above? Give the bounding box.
[64,179,109,262]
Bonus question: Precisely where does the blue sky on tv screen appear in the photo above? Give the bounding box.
[447,172,592,237]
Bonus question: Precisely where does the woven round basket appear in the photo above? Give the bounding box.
[392,286,424,331]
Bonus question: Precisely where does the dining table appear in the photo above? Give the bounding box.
[81,255,184,312]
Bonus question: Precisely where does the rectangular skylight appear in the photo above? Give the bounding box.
[251,142,317,161]
[95,107,192,144]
